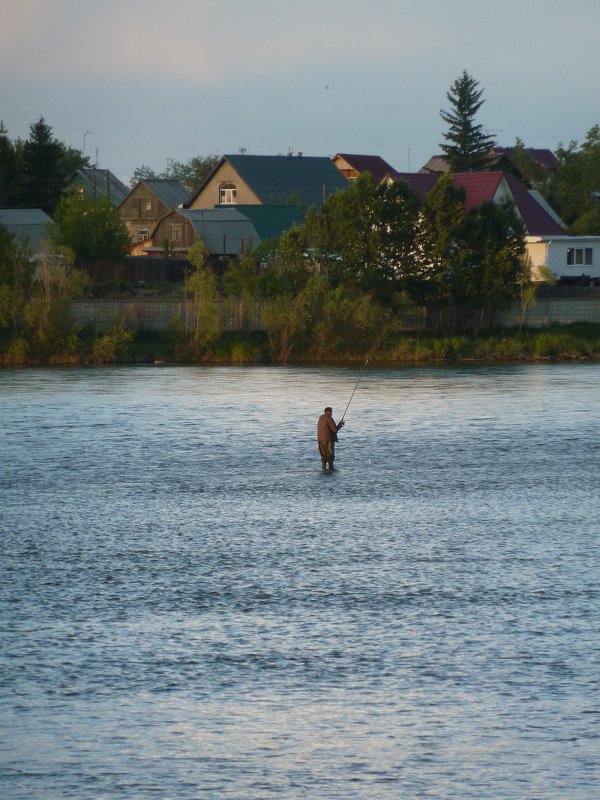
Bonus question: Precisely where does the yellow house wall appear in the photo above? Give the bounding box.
[189,162,261,208]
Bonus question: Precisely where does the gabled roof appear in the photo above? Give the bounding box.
[176,208,260,255]
[190,154,349,208]
[0,208,54,252]
[452,172,505,211]
[389,172,565,236]
[492,146,558,172]
[503,174,565,235]
[385,172,438,201]
[233,204,304,241]
[72,168,128,205]
[134,179,190,209]
[333,153,397,183]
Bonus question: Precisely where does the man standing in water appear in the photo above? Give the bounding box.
[317,406,345,471]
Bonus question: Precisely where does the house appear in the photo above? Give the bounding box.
[420,147,558,180]
[524,235,600,284]
[118,179,191,244]
[140,204,304,263]
[332,153,397,183]
[0,208,55,256]
[70,168,128,206]
[388,171,565,237]
[386,171,589,280]
[143,207,260,262]
[187,153,349,210]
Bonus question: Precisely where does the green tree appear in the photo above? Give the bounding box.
[52,192,130,259]
[0,224,34,339]
[460,200,525,329]
[24,242,89,360]
[440,70,495,172]
[300,172,421,302]
[17,118,77,212]
[183,242,221,354]
[547,125,600,233]
[510,137,547,188]
[409,174,469,306]
[0,122,20,207]
[130,153,220,192]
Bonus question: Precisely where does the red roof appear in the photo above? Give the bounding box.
[335,154,397,183]
[452,172,504,211]
[390,171,565,236]
[503,174,565,235]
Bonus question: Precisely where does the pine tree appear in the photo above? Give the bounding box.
[18,118,71,212]
[440,70,495,172]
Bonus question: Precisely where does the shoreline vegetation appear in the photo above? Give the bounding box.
[2,321,600,367]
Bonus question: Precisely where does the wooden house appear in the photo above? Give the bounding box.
[187,154,349,210]
[118,179,190,244]
[332,153,397,183]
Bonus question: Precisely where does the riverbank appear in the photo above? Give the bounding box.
[2,322,600,366]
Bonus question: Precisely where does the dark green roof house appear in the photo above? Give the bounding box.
[188,154,348,210]
[70,168,129,205]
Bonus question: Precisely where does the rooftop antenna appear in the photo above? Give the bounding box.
[83,130,93,158]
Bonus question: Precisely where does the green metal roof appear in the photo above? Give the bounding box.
[178,208,260,255]
[232,204,304,241]
[224,154,348,207]
[71,168,128,205]
[0,208,54,252]
[141,180,191,209]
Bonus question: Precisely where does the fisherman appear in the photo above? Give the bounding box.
[317,406,345,471]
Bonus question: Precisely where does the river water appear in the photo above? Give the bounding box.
[1,363,599,799]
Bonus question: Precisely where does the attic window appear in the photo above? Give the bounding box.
[567,247,593,267]
[219,182,237,205]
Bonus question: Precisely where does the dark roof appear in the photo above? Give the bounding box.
[389,172,565,236]
[421,148,559,176]
[73,168,128,205]
[191,154,349,208]
[177,208,260,255]
[503,174,565,235]
[233,204,304,241]
[387,172,439,201]
[492,147,558,172]
[334,153,397,183]
[0,208,54,252]
[141,180,191,209]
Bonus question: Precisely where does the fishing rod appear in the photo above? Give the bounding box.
[339,323,389,424]
[340,358,369,423]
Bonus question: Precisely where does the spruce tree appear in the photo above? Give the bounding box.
[440,70,495,172]
[18,118,71,213]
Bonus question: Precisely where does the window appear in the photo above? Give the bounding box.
[144,200,153,212]
[138,228,149,242]
[567,247,593,267]
[169,224,183,243]
[219,182,237,204]
[131,198,140,213]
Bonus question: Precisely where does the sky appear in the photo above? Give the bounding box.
[1,0,599,184]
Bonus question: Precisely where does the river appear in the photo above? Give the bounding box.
[1,363,599,799]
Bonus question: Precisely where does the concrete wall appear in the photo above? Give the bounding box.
[71,293,600,334]
[70,298,265,333]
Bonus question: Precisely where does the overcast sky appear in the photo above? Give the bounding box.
[1,0,598,183]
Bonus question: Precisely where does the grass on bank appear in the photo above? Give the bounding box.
[3,322,600,365]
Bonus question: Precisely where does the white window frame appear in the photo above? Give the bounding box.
[219,183,237,205]
[138,228,149,242]
[566,247,593,267]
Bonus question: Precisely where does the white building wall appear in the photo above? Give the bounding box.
[525,236,600,281]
